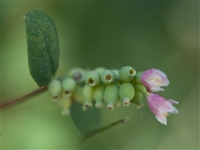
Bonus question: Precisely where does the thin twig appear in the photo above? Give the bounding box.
[82,118,128,142]
[0,86,47,109]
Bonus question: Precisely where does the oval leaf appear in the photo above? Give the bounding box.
[70,101,101,135]
[25,9,59,86]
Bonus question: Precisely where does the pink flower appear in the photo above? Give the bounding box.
[147,93,179,125]
[141,69,169,92]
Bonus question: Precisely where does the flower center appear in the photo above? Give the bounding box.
[151,78,162,86]
[163,112,169,117]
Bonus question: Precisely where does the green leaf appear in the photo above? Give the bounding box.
[25,9,59,87]
[70,101,101,135]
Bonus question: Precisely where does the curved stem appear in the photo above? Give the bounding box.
[0,86,47,109]
[81,118,128,142]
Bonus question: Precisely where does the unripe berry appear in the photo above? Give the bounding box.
[94,67,106,74]
[119,66,136,82]
[72,85,85,104]
[130,90,144,108]
[85,71,101,87]
[83,84,94,109]
[112,69,120,81]
[93,84,105,109]
[104,83,119,111]
[62,78,76,98]
[101,70,115,85]
[48,79,62,102]
[119,82,135,106]
[57,97,71,116]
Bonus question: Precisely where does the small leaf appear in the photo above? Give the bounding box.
[25,9,59,86]
[70,101,100,135]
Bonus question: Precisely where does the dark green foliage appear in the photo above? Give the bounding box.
[25,9,59,86]
[70,101,100,135]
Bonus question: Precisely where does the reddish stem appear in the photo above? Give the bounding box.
[0,86,47,109]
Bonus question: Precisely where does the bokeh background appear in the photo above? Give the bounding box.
[1,1,199,149]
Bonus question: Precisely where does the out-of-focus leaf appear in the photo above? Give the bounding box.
[25,9,59,87]
[70,102,100,135]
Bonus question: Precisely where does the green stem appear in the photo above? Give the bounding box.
[82,118,128,142]
[0,86,47,109]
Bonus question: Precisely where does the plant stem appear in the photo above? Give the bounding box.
[0,86,47,109]
[82,118,128,142]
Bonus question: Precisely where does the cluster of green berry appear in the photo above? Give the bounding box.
[48,66,145,116]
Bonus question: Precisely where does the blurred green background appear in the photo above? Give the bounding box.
[1,1,199,149]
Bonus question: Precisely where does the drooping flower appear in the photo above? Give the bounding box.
[140,68,169,92]
[147,93,179,125]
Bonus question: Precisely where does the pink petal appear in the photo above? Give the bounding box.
[155,111,167,125]
[141,69,170,92]
[168,99,179,105]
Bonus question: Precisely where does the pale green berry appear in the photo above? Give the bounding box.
[104,83,119,111]
[101,70,115,85]
[83,84,94,109]
[72,85,85,104]
[62,78,76,98]
[119,82,135,106]
[94,67,106,74]
[112,69,120,81]
[67,67,85,82]
[93,84,105,109]
[130,90,144,108]
[119,66,136,82]
[57,97,71,116]
[48,79,62,102]
[85,71,101,87]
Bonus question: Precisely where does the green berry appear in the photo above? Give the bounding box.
[57,97,71,116]
[85,71,101,87]
[130,90,144,108]
[93,84,105,109]
[62,78,76,98]
[104,83,119,111]
[72,85,85,104]
[101,69,115,85]
[94,67,106,74]
[83,84,94,109]
[48,79,62,102]
[119,82,135,106]
[119,66,136,82]
[112,69,120,81]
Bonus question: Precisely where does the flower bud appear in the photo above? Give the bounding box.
[85,71,101,87]
[119,82,135,106]
[104,83,119,111]
[48,79,62,102]
[130,90,144,108]
[83,84,94,109]
[93,84,105,109]
[101,69,115,85]
[62,78,76,98]
[57,97,71,116]
[119,66,136,82]
[135,83,149,95]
